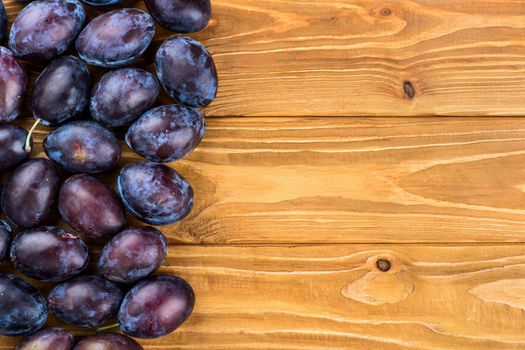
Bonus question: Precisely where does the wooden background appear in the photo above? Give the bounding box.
[2,0,525,349]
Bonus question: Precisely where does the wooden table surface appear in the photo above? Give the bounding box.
[2,0,525,349]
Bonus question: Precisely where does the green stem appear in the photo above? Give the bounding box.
[96,323,119,332]
[25,118,41,153]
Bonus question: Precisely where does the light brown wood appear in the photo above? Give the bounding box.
[5,0,525,116]
[23,116,525,244]
[2,244,525,349]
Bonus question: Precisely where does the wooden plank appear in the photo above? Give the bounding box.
[5,0,525,117]
[16,116,525,244]
[2,243,525,349]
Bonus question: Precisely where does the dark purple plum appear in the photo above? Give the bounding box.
[156,36,217,108]
[0,123,30,173]
[126,105,205,163]
[0,220,11,261]
[48,275,122,328]
[76,9,155,68]
[0,1,6,43]
[0,273,47,336]
[118,275,195,338]
[98,226,168,283]
[74,333,143,350]
[44,121,120,173]
[90,68,159,127]
[9,0,86,61]
[16,328,75,350]
[32,56,90,126]
[1,158,59,228]
[10,226,89,282]
[118,162,194,225]
[0,47,27,121]
[145,0,211,33]
[59,174,127,238]
[79,0,123,7]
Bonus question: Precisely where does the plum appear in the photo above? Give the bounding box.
[98,226,168,283]
[118,162,194,225]
[15,328,75,350]
[74,333,142,350]
[10,226,89,282]
[118,275,195,338]
[126,104,205,163]
[0,220,11,261]
[0,123,30,173]
[32,55,90,126]
[0,47,27,121]
[0,273,47,336]
[9,0,86,61]
[156,36,217,107]
[90,68,159,127]
[48,275,122,328]
[76,9,155,67]
[145,0,211,33]
[59,174,127,238]
[1,158,59,228]
[44,120,120,173]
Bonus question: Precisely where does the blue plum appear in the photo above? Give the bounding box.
[9,0,86,61]
[0,123,30,173]
[126,104,205,163]
[44,121,120,174]
[10,226,89,282]
[16,328,75,350]
[32,56,90,126]
[145,0,211,33]
[59,174,127,238]
[48,275,122,328]
[0,47,27,121]
[74,333,142,350]
[0,273,47,336]
[98,226,168,283]
[1,158,59,228]
[90,68,159,127]
[118,275,195,338]
[76,9,155,68]
[118,162,194,225]
[0,220,11,261]
[156,36,218,107]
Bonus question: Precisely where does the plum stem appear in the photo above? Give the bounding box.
[25,118,41,153]
[96,323,119,332]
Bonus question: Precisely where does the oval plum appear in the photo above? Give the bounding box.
[118,275,195,338]
[126,104,205,163]
[145,0,211,33]
[91,68,159,127]
[32,55,90,126]
[1,158,59,228]
[156,36,218,108]
[44,120,120,173]
[0,46,27,121]
[0,273,47,336]
[76,9,155,67]
[16,328,75,350]
[74,333,143,350]
[0,122,30,173]
[9,0,86,61]
[10,226,89,282]
[59,174,127,238]
[98,226,168,283]
[118,162,194,225]
[48,275,122,328]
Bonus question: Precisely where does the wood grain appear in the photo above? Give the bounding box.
[2,244,525,349]
[5,0,525,116]
[22,116,525,244]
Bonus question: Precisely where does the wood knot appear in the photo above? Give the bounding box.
[380,8,391,16]
[403,80,415,99]
[376,259,391,272]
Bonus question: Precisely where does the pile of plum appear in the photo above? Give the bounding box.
[0,0,217,348]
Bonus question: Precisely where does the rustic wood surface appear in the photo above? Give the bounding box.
[2,0,525,349]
